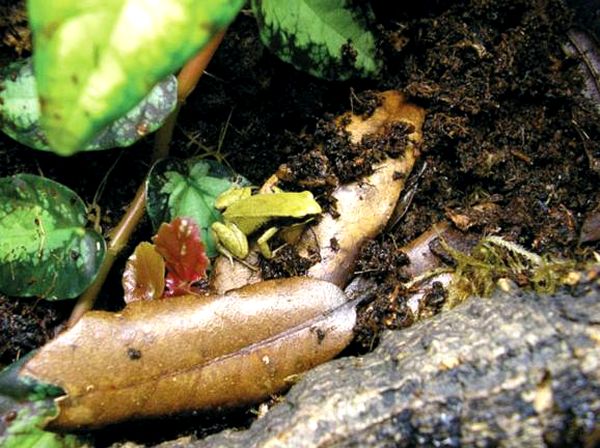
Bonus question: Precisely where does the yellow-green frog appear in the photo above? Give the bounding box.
[211,186,321,260]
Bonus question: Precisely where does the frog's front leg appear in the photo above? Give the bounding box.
[211,221,249,261]
[256,226,279,259]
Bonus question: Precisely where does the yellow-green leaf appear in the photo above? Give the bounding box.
[0,356,84,447]
[0,58,177,153]
[27,0,244,155]
[0,174,106,300]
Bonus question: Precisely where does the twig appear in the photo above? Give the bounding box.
[67,31,226,327]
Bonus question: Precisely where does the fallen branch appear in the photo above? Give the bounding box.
[186,283,600,448]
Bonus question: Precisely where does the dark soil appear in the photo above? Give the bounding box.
[1,0,599,445]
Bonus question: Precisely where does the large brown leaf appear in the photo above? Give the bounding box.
[20,278,355,430]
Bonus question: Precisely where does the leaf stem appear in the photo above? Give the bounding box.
[153,30,225,160]
[67,31,226,327]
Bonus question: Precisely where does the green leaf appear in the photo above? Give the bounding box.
[0,59,177,154]
[27,0,244,155]
[146,158,247,257]
[0,356,85,448]
[251,0,381,80]
[0,174,106,300]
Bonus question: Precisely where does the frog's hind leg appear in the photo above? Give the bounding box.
[257,227,279,259]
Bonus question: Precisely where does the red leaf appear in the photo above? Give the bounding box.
[122,242,165,304]
[153,217,209,297]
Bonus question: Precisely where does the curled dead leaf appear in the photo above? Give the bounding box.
[122,242,165,304]
[300,91,424,286]
[20,277,355,430]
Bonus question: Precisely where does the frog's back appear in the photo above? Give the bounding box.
[223,192,322,220]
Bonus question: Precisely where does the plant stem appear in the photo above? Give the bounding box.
[67,31,226,327]
[153,30,225,160]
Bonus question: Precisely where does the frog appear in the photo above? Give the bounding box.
[211,187,322,260]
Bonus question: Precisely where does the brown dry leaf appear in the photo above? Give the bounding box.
[300,91,424,287]
[122,242,165,303]
[445,210,473,231]
[21,277,355,430]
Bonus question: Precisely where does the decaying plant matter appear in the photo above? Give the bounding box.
[2,0,599,445]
